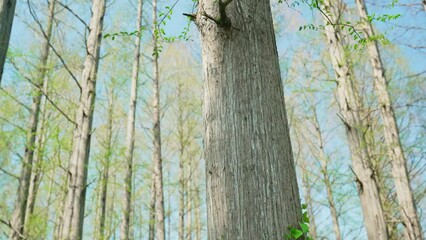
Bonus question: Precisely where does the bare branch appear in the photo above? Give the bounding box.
[26,0,82,92]
[0,87,31,112]
[56,1,90,30]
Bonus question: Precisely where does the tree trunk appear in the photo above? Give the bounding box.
[148,177,156,240]
[186,158,192,240]
[194,176,201,240]
[59,0,105,238]
[0,0,16,83]
[24,0,56,230]
[151,0,165,238]
[192,0,302,239]
[177,84,185,240]
[320,0,388,239]
[423,1,426,11]
[311,108,342,240]
[300,169,318,239]
[10,1,55,238]
[120,0,143,238]
[98,89,114,240]
[355,1,423,239]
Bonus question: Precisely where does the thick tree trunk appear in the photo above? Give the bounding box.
[10,1,55,238]
[120,0,143,238]
[193,0,302,239]
[355,1,423,239]
[151,0,165,238]
[321,1,388,239]
[0,0,16,83]
[59,0,105,238]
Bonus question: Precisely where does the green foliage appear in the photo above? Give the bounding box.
[284,203,313,240]
[103,26,147,40]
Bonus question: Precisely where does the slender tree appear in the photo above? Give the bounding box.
[120,0,143,238]
[96,88,115,240]
[320,0,388,239]
[177,84,185,240]
[307,103,342,240]
[151,0,165,237]
[0,0,16,83]
[188,0,303,238]
[10,1,55,238]
[354,1,423,239]
[148,177,156,240]
[59,0,106,238]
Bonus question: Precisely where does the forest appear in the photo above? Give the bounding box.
[0,0,425,239]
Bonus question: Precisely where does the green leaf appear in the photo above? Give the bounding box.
[290,228,303,239]
[300,223,309,233]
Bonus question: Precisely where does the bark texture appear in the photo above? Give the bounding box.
[355,1,423,239]
[59,0,105,238]
[0,0,16,83]
[10,1,55,238]
[151,0,165,237]
[120,0,143,238]
[194,0,302,239]
[321,1,388,239]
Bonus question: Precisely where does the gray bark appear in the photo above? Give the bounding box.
[0,0,16,83]
[10,1,55,238]
[59,0,106,238]
[151,0,165,238]
[193,0,302,239]
[355,1,423,239]
[320,0,388,239]
[120,0,143,238]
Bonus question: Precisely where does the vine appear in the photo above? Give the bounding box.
[285,203,313,240]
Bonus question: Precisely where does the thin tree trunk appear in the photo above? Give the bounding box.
[106,171,117,240]
[423,1,426,11]
[355,1,423,239]
[294,129,318,239]
[23,0,56,232]
[98,89,114,240]
[301,170,318,239]
[151,0,165,238]
[0,0,16,83]
[59,0,106,238]
[186,158,192,240]
[148,176,156,240]
[320,0,388,239]
[10,1,55,238]
[192,0,302,238]
[194,176,201,240]
[311,108,342,240]
[120,0,143,238]
[43,171,54,238]
[177,84,185,240]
